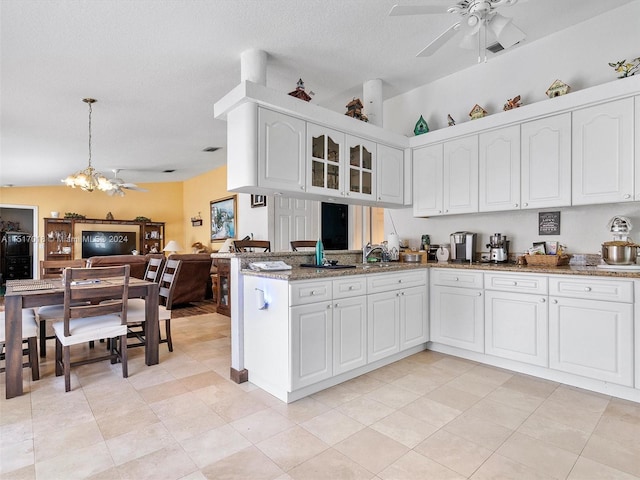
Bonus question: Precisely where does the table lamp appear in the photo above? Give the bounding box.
[163,240,183,255]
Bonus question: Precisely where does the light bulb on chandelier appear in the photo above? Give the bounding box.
[62,98,115,193]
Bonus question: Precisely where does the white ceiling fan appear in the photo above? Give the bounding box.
[106,169,148,197]
[389,0,526,61]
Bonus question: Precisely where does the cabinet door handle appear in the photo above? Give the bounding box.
[348,286,354,290]
[309,290,315,295]
[477,292,482,296]
[624,194,631,199]
[438,210,442,214]
[301,186,305,190]
[398,279,402,283]
[552,299,558,304]
[584,287,592,292]
[540,298,546,303]
[523,202,528,207]
[327,304,332,309]
[514,203,518,208]
[334,303,339,308]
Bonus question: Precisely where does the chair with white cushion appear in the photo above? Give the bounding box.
[0,309,40,381]
[53,265,130,392]
[125,259,182,352]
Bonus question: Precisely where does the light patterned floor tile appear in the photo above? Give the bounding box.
[300,409,366,445]
[369,410,439,448]
[379,450,465,480]
[256,425,329,471]
[288,448,375,480]
[200,446,284,480]
[415,429,493,477]
[334,427,409,474]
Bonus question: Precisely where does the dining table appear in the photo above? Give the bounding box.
[4,277,160,399]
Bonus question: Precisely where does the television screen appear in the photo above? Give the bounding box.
[81,231,137,258]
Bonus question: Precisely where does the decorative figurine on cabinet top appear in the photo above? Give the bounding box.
[608,57,639,78]
[545,79,571,98]
[288,78,313,102]
[503,95,522,111]
[413,115,429,135]
[447,114,456,126]
[469,104,487,120]
[345,98,368,122]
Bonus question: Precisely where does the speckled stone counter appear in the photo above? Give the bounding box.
[211,251,640,280]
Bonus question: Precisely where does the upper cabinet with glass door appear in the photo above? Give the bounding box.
[346,135,376,201]
[306,123,345,196]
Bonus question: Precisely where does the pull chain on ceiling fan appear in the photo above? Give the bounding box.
[389,0,526,62]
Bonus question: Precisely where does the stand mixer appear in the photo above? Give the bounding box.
[487,233,510,263]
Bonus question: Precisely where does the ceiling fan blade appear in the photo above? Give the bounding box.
[416,22,461,57]
[389,4,447,16]
[123,185,148,192]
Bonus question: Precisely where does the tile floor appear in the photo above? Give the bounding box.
[1,312,640,480]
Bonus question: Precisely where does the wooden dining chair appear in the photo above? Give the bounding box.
[0,308,40,381]
[125,259,182,352]
[36,259,88,357]
[290,240,317,251]
[233,240,271,252]
[52,265,130,392]
[40,259,86,279]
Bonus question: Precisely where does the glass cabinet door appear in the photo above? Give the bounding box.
[308,124,343,193]
[346,136,376,199]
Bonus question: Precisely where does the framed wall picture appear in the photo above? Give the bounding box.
[251,194,266,208]
[538,211,561,235]
[210,195,237,241]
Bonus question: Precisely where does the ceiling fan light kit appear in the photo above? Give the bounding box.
[63,98,145,196]
[391,0,526,62]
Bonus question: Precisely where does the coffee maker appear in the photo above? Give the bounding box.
[450,232,477,262]
[487,233,510,263]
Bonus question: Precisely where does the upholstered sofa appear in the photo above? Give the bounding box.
[167,253,214,306]
[86,254,164,279]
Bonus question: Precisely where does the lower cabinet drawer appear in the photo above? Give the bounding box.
[431,268,483,289]
[290,280,332,306]
[333,276,367,299]
[367,269,426,294]
[549,276,633,303]
[485,273,548,294]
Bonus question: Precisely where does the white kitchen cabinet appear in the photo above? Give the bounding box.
[549,296,633,386]
[413,144,444,216]
[521,113,571,209]
[443,135,478,215]
[479,125,521,212]
[345,135,376,202]
[333,296,367,375]
[484,273,548,367]
[377,144,404,205]
[291,301,333,390]
[572,98,635,205]
[635,96,640,201]
[367,270,428,362]
[258,107,307,192]
[485,290,548,367]
[400,285,429,350]
[306,123,345,196]
[368,290,401,362]
[430,284,484,353]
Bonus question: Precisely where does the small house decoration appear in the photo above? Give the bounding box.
[503,95,522,111]
[608,57,639,78]
[413,115,429,136]
[288,78,313,102]
[105,211,114,220]
[546,79,570,98]
[447,114,456,126]
[469,104,487,120]
[345,98,368,122]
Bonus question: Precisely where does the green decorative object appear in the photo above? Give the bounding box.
[134,216,151,222]
[64,212,85,219]
[413,115,429,136]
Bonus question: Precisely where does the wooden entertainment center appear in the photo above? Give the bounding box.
[43,217,165,261]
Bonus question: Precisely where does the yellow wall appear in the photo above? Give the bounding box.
[1,166,232,255]
[182,165,229,251]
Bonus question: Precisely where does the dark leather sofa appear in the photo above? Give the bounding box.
[167,253,214,306]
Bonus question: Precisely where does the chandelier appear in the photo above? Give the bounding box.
[63,98,114,192]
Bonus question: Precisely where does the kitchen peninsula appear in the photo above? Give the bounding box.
[216,250,640,403]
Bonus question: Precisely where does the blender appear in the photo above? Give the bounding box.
[487,233,510,263]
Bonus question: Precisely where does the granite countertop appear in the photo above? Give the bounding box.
[241,260,640,281]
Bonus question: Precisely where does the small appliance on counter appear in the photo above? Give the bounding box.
[450,231,477,262]
[486,233,510,263]
[600,215,639,267]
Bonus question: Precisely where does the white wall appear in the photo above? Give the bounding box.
[382,1,640,256]
[236,193,269,241]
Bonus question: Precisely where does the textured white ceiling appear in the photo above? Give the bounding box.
[0,0,635,187]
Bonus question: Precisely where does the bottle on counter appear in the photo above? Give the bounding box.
[315,239,324,266]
